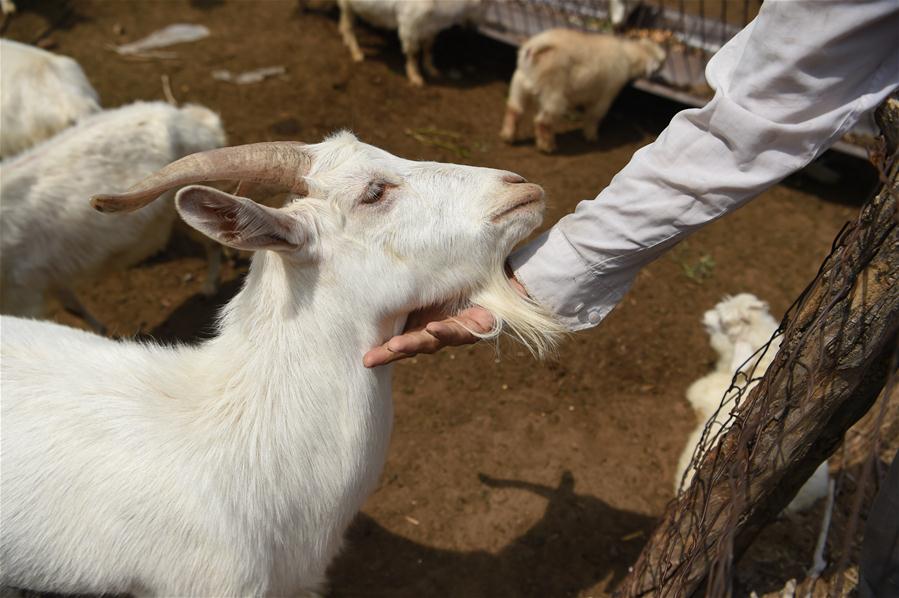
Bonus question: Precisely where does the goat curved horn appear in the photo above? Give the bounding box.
[90,142,312,213]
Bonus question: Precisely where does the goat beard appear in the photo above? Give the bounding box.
[464,255,567,360]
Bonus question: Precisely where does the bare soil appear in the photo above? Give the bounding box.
[1,1,886,596]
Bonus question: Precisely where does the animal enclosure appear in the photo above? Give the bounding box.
[0,1,893,596]
[478,0,875,157]
[480,0,754,86]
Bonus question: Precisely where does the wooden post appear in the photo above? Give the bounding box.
[615,97,899,598]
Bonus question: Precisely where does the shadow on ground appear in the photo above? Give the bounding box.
[142,276,243,344]
[329,471,654,598]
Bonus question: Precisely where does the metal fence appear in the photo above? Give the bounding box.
[477,0,874,158]
[480,0,752,94]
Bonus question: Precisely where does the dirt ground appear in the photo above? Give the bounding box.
[1,1,889,596]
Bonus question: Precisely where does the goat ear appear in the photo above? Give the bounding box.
[175,185,307,253]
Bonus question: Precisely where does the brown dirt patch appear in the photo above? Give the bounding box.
[2,1,882,596]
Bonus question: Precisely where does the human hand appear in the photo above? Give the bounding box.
[363,275,528,368]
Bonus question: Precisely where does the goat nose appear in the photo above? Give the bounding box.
[502,173,527,184]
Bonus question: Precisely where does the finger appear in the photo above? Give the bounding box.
[426,309,495,345]
[403,304,451,329]
[363,328,444,368]
[363,344,410,368]
[425,320,479,345]
[363,306,496,368]
[387,328,443,355]
[461,307,496,332]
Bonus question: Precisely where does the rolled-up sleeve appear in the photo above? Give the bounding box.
[509,0,899,331]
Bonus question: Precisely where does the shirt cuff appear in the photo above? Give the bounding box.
[508,225,639,331]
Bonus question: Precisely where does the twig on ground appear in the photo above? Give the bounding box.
[404,127,473,159]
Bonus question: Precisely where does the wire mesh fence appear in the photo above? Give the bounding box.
[479,0,757,96]
[613,95,899,597]
[477,0,875,157]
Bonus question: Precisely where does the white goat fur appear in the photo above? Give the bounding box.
[334,0,483,86]
[0,131,563,596]
[675,294,829,514]
[500,29,666,152]
[0,101,227,324]
[1,39,100,158]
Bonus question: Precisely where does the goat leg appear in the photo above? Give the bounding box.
[534,114,557,153]
[500,106,522,143]
[583,93,616,142]
[338,4,364,62]
[421,37,439,79]
[405,46,425,87]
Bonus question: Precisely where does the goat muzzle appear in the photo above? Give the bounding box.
[90,142,313,213]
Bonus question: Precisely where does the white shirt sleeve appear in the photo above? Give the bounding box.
[508,0,899,331]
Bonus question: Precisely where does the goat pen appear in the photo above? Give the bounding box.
[477,0,876,158]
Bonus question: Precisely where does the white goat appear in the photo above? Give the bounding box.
[1,39,100,159]
[0,101,227,331]
[333,0,483,86]
[500,29,666,153]
[675,294,829,514]
[0,132,564,596]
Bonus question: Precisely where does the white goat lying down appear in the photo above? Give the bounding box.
[500,28,666,153]
[675,294,829,514]
[334,0,483,86]
[0,132,563,597]
[0,100,227,331]
[1,39,100,159]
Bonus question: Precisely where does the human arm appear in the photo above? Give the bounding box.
[364,0,899,367]
[512,0,899,330]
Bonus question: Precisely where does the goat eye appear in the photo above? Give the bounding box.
[360,181,390,205]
